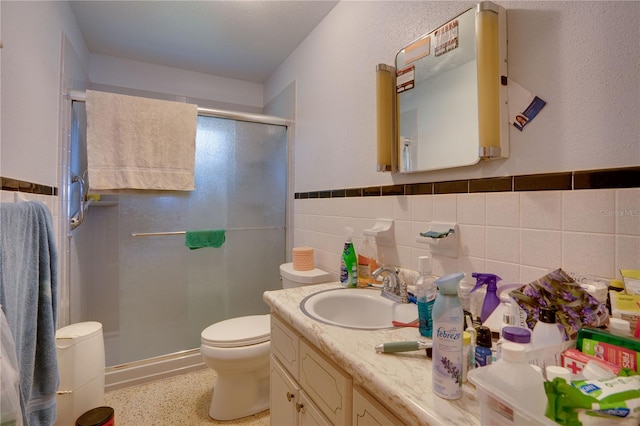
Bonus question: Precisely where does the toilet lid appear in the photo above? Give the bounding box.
[201,314,270,348]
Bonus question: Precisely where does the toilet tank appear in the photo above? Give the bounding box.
[55,321,105,426]
[280,262,332,288]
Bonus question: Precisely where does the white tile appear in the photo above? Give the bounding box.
[563,189,615,233]
[519,265,550,284]
[616,235,640,273]
[432,255,459,278]
[458,224,485,258]
[392,195,412,221]
[520,229,562,270]
[616,188,640,236]
[411,195,433,222]
[486,226,520,263]
[520,191,562,230]
[563,232,615,278]
[394,220,413,247]
[457,193,486,225]
[433,194,457,222]
[456,256,486,282]
[484,260,520,284]
[486,192,520,227]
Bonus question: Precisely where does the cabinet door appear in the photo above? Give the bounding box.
[270,355,300,426]
[299,339,352,425]
[271,314,301,380]
[353,386,404,426]
[299,391,332,426]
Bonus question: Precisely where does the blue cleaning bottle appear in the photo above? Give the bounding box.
[416,256,436,338]
[470,273,502,324]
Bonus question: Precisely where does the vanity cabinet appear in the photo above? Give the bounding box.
[270,313,403,425]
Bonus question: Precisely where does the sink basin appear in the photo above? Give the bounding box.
[300,288,418,330]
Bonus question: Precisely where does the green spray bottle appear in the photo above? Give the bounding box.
[340,227,358,287]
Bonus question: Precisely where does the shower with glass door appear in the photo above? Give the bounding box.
[67,100,288,369]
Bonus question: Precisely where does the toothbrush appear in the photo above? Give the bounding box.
[375,341,432,353]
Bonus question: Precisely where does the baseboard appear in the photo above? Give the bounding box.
[105,348,206,392]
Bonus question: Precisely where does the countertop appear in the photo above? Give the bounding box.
[263,282,481,425]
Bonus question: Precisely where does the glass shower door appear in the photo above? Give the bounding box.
[70,113,287,366]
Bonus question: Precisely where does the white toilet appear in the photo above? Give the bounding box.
[200,263,331,420]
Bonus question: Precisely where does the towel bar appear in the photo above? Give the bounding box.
[131,227,281,237]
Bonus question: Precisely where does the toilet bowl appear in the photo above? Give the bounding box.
[200,263,331,420]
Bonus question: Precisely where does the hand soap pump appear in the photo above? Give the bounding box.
[470,273,502,324]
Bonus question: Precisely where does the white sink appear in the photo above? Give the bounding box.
[300,288,418,330]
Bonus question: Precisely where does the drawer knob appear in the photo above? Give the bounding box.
[295,402,305,413]
[286,392,294,402]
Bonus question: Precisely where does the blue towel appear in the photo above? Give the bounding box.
[0,201,59,425]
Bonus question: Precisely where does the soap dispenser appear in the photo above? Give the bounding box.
[470,273,502,324]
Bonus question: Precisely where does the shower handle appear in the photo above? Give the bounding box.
[70,172,86,230]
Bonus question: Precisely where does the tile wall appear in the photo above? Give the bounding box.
[294,167,640,285]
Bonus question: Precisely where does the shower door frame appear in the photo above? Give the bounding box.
[60,90,293,390]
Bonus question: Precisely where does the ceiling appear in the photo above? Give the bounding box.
[70,1,339,83]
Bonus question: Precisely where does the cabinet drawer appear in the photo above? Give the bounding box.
[299,339,352,425]
[353,386,404,426]
[271,314,300,380]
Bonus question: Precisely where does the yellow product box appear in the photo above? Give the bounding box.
[610,290,640,334]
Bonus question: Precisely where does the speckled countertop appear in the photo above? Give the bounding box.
[263,282,481,426]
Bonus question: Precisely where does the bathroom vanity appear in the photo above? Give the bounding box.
[264,283,481,425]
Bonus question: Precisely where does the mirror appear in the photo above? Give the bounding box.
[394,2,508,173]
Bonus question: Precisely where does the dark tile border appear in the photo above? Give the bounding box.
[294,166,640,199]
[1,177,57,196]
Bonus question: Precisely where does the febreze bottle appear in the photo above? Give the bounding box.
[470,272,501,324]
[432,272,465,400]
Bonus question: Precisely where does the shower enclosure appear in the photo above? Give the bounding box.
[67,101,288,367]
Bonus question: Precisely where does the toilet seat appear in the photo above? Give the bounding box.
[201,314,270,348]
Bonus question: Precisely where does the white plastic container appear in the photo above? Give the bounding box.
[473,342,549,425]
[55,321,105,426]
[468,363,556,425]
[531,307,563,348]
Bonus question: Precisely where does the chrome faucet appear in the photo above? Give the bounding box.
[372,266,409,303]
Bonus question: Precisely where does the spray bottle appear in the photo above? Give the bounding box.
[470,273,502,324]
[340,227,358,287]
[432,272,465,400]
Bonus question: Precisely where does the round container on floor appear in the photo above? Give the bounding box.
[76,406,114,426]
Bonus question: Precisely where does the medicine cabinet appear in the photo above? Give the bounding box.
[378,1,508,173]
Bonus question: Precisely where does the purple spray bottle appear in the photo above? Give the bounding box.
[470,273,502,324]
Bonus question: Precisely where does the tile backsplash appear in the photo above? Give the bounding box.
[294,168,640,286]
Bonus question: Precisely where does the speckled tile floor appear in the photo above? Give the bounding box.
[104,369,270,425]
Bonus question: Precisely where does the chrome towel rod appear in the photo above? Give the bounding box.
[131,227,280,237]
[67,89,290,127]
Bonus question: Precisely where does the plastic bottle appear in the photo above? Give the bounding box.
[531,307,563,349]
[432,272,465,400]
[474,325,493,367]
[416,256,437,338]
[481,343,547,421]
[496,326,533,360]
[339,227,358,287]
[462,331,472,383]
[357,236,378,287]
[470,272,502,324]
